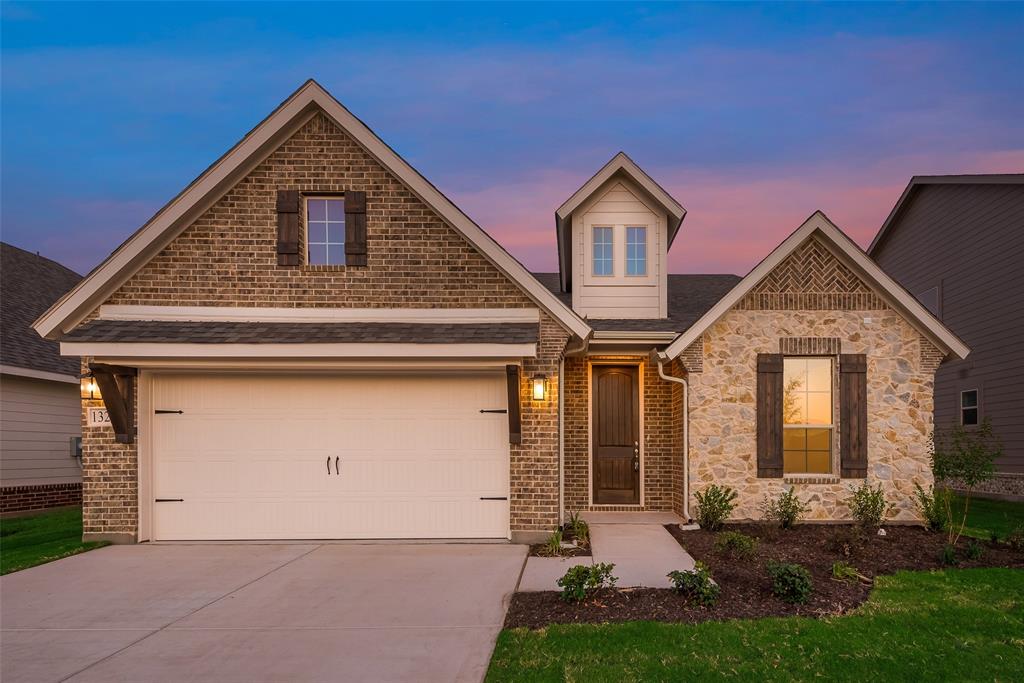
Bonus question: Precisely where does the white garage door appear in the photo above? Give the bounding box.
[151,373,510,540]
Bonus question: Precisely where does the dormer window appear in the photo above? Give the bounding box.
[626,226,647,276]
[592,227,614,276]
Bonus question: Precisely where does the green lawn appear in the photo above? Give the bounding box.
[488,568,1024,682]
[0,507,108,575]
[953,494,1024,539]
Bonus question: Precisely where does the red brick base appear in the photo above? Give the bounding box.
[1,483,82,515]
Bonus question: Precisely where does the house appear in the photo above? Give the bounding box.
[1,243,83,514]
[32,81,968,543]
[869,175,1024,500]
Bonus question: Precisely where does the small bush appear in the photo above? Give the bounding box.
[760,488,809,529]
[713,531,759,559]
[538,529,564,557]
[989,530,1001,544]
[966,539,984,561]
[1005,524,1024,552]
[939,543,957,566]
[832,561,859,582]
[767,562,813,604]
[826,526,864,557]
[693,485,738,531]
[557,562,617,602]
[667,561,720,607]
[913,483,949,532]
[848,482,893,529]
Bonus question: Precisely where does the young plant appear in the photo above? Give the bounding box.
[760,488,809,529]
[539,529,564,557]
[930,419,1002,546]
[567,510,590,549]
[713,531,759,560]
[966,539,984,561]
[693,484,738,531]
[767,562,813,604]
[667,561,720,607]
[939,543,957,566]
[1005,524,1024,553]
[913,483,950,533]
[848,482,894,529]
[557,562,617,603]
[832,561,858,582]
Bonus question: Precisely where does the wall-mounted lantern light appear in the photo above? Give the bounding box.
[80,373,101,401]
[531,374,549,401]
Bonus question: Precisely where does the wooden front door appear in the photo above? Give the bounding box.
[592,365,640,504]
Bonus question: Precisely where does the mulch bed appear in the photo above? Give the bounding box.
[505,524,1023,629]
[528,523,592,558]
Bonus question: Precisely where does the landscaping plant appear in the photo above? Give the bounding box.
[940,543,957,566]
[913,483,950,532]
[930,419,1001,547]
[667,561,720,607]
[539,529,564,557]
[848,481,893,529]
[760,488,809,529]
[1005,524,1024,553]
[826,526,863,557]
[567,510,590,549]
[713,530,759,559]
[831,561,859,582]
[767,561,813,604]
[692,484,738,531]
[557,562,617,603]
[966,539,984,561]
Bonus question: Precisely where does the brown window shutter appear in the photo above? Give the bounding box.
[506,364,522,445]
[345,191,367,267]
[756,353,784,478]
[840,354,868,478]
[276,190,300,266]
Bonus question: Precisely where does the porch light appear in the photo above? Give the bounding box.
[532,374,549,401]
[80,373,101,401]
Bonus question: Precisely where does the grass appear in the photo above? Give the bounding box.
[487,568,1024,682]
[951,494,1024,539]
[0,507,108,575]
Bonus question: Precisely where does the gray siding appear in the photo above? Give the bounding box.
[0,374,82,486]
[871,182,1024,473]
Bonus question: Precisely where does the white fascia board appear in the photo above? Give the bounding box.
[660,211,970,362]
[0,364,79,384]
[60,341,538,359]
[591,330,678,343]
[94,358,522,371]
[97,305,540,324]
[34,81,591,341]
[556,152,685,226]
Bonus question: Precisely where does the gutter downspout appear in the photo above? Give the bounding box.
[559,334,590,527]
[656,355,691,522]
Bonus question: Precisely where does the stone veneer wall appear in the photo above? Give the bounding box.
[563,355,681,515]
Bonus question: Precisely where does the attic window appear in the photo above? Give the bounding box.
[592,227,613,276]
[626,226,647,276]
[306,197,345,265]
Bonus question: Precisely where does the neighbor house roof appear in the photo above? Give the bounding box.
[868,174,1024,255]
[659,211,971,362]
[533,272,740,332]
[31,80,591,342]
[1,243,82,379]
[555,152,687,292]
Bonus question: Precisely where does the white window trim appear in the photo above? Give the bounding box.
[591,226,614,277]
[960,388,980,426]
[625,225,648,277]
[305,196,346,266]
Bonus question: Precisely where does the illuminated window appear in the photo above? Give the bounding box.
[783,357,833,474]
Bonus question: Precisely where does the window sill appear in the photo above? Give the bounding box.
[300,264,348,272]
[783,474,840,485]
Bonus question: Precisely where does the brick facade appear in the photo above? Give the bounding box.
[0,483,82,515]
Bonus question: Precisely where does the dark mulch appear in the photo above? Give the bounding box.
[528,523,592,558]
[505,524,1023,629]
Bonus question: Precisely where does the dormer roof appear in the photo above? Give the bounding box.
[555,152,686,292]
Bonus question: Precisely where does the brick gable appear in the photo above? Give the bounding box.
[104,112,534,311]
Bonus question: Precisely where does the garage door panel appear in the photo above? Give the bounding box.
[151,373,510,540]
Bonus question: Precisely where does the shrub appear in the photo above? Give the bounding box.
[557,562,617,602]
[826,526,864,557]
[848,482,893,529]
[1005,524,1024,552]
[966,539,984,561]
[760,488,809,529]
[913,483,949,532]
[667,561,721,607]
[767,562,813,604]
[714,531,759,559]
[939,543,957,566]
[832,561,859,582]
[693,485,738,531]
[538,529,564,557]
[989,530,1001,544]
[931,419,1001,546]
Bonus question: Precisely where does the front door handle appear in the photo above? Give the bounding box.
[633,458,639,471]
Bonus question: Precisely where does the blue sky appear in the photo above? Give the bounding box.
[3,2,1022,275]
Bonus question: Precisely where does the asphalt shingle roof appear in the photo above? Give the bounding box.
[1,243,82,376]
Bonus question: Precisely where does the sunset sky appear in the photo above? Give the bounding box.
[3,2,1022,277]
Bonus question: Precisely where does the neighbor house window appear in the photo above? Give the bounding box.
[306,197,345,265]
[593,226,613,276]
[783,357,833,474]
[626,226,647,276]
[960,389,979,426]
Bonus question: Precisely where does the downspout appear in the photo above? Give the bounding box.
[559,334,590,527]
[656,354,691,522]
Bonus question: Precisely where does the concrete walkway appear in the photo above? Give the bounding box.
[1,543,526,683]
[519,515,695,591]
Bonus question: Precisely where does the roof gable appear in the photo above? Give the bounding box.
[659,211,970,362]
[32,80,591,341]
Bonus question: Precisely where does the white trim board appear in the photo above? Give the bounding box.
[32,80,591,341]
[0,364,79,384]
[97,305,540,324]
[659,211,971,362]
[60,341,538,359]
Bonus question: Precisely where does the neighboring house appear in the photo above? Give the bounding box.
[869,175,1024,500]
[32,81,967,543]
[1,243,83,514]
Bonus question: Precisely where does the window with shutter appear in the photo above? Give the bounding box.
[782,357,834,474]
[305,197,346,265]
[276,190,300,266]
[839,354,868,478]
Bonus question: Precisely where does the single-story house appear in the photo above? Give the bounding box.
[33,81,968,543]
[2,243,83,514]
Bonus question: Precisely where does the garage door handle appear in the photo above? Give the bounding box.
[155,498,184,502]
[335,456,340,475]
[327,456,332,475]
[155,410,184,415]
[479,409,507,414]
[480,496,507,501]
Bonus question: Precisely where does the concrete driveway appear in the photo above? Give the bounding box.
[1,542,526,683]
